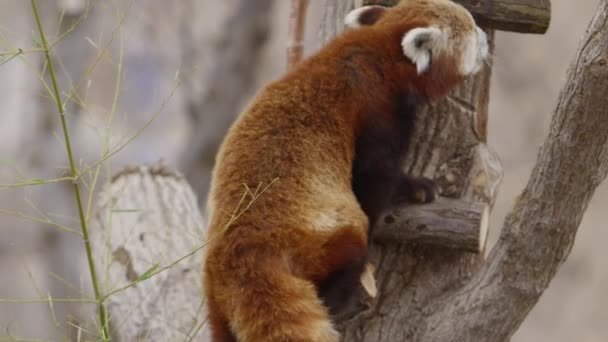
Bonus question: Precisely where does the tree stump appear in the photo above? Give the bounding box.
[90,165,209,341]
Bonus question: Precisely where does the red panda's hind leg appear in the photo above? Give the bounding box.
[317,225,368,319]
[207,293,237,342]
[318,255,367,319]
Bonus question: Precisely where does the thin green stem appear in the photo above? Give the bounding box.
[0,176,72,189]
[101,179,277,301]
[30,1,110,340]
[0,47,44,57]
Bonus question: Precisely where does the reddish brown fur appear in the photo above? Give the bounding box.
[203,3,477,341]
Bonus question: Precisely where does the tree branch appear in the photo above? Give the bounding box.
[373,198,489,254]
[420,0,608,340]
[363,0,551,33]
[287,0,310,69]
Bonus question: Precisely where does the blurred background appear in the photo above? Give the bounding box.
[0,0,605,340]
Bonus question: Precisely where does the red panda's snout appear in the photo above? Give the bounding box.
[459,26,489,76]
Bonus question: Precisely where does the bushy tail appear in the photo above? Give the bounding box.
[207,256,339,342]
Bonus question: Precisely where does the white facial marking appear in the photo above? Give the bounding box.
[402,27,445,75]
[477,27,489,62]
[460,26,489,75]
[460,33,478,75]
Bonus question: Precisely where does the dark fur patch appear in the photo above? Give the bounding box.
[352,93,427,228]
[318,255,366,317]
[317,228,367,316]
[358,6,387,26]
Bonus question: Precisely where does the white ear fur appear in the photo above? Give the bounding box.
[344,6,385,28]
[402,27,444,75]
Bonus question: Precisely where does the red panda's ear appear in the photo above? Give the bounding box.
[401,27,444,74]
[344,6,387,28]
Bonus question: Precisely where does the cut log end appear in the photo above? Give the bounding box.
[373,198,488,254]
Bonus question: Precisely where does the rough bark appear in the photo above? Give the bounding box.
[90,164,209,341]
[318,0,355,45]
[364,0,551,33]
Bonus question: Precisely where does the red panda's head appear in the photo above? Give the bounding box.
[345,0,489,77]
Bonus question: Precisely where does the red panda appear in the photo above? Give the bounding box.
[203,1,489,341]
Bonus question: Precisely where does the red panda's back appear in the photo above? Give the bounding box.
[206,74,361,236]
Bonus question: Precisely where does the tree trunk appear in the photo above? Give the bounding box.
[332,24,502,342]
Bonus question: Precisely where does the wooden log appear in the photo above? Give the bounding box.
[363,0,551,34]
[373,198,490,253]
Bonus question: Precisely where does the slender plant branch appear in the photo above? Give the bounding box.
[0,176,73,189]
[0,48,43,57]
[0,209,80,235]
[30,1,110,340]
[100,179,277,302]
[74,79,181,182]
[86,15,125,222]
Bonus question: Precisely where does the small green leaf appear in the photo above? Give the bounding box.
[137,264,160,282]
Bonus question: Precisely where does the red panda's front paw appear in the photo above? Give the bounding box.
[393,175,439,204]
[411,176,439,203]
